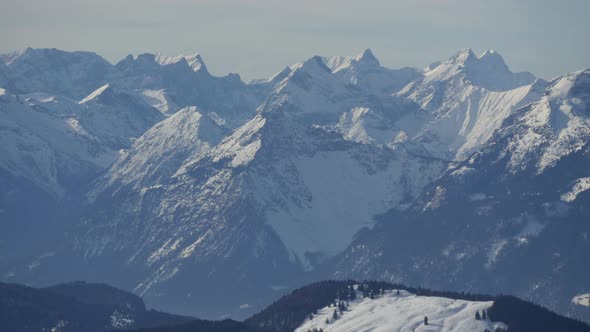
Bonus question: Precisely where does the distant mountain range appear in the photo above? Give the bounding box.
[0,47,588,323]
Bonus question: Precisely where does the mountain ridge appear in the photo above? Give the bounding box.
[1,47,589,323]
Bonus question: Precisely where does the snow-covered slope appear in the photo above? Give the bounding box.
[500,69,590,173]
[297,290,504,332]
[333,68,590,324]
[91,106,226,196]
[398,49,543,160]
[422,49,535,91]
[0,90,114,196]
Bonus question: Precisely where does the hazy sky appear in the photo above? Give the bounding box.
[1,0,589,80]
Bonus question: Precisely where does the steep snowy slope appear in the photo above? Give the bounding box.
[333,68,590,322]
[90,106,227,196]
[398,49,542,160]
[297,290,503,332]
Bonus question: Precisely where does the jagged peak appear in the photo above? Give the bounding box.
[154,52,208,73]
[449,48,477,64]
[185,53,206,70]
[480,49,499,58]
[354,48,380,65]
[135,53,157,64]
[270,66,293,82]
[477,49,508,68]
[293,55,332,74]
[424,48,535,90]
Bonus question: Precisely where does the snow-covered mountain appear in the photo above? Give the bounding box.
[398,48,543,160]
[1,47,588,323]
[0,84,162,197]
[111,52,261,125]
[0,48,115,99]
[332,68,590,322]
[323,48,422,94]
[57,53,448,317]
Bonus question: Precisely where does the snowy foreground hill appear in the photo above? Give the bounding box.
[1,47,589,322]
[296,289,503,332]
[5,280,590,332]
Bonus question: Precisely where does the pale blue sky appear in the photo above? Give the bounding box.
[1,0,589,80]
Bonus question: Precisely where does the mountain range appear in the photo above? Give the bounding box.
[0,47,588,322]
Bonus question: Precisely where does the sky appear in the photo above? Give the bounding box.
[1,0,589,81]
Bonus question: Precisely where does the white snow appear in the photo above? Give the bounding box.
[485,240,508,269]
[50,320,68,332]
[505,70,590,174]
[296,290,506,332]
[94,106,224,194]
[572,294,590,307]
[424,49,534,91]
[561,177,590,202]
[210,114,265,168]
[402,74,539,161]
[141,89,179,115]
[79,83,110,104]
[337,107,399,145]
[266,151,399,268]
[155,53,207,72]
[110,310,135,329]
